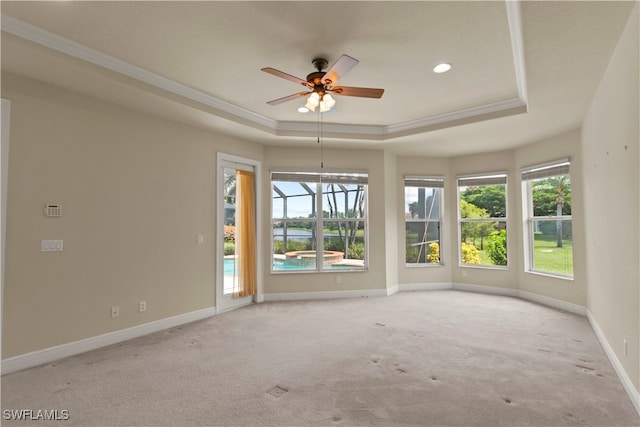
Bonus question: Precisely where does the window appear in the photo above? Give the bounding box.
[522,160,573,278]
[271,171,367,272]
[457,173,508,267]
[404,176,444,265]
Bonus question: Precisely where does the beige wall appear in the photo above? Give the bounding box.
[383,151,399,291]
[450,150,519,289]
[396,155,452,285]
[514,130,587,306]
[261,146,388,294]
[1,73,263,357]
[582,3,639,392]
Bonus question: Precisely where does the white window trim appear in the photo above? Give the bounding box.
[521,160,574,279]
[456,171,509,270]
[404,176,445,267]
[270,170,369,273]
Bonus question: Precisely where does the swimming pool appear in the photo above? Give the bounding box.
[223,257,362,274]
[223,258,303,274]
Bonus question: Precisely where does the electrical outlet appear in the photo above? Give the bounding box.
[139,301,147,313]
[111,306,119,318]
[336,276,341,284]
[461,270,467,277]
[624,339,628,357]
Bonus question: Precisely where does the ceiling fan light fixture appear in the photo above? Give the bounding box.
[433,63,452,73]
[318,93,336,112]
[305,92,320,111]
[323,93,336,108]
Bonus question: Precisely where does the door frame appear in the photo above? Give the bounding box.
[1,99,11,364]
[216,152,263,313]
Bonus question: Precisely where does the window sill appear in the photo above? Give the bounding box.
[526,270,574,281]
[270,268,368,275]
[405,263,444,268]
[458,264,509,271]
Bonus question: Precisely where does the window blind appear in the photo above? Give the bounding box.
[404,176,444,188]
[521,161,570,181]
[457,174,507,187]
[271,171,368,185]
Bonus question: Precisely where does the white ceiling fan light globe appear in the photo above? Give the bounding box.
[433,63,452,73]
[308,92,320,106]
[323,93,336,109]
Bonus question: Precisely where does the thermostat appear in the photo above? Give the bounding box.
[44,204,62,217]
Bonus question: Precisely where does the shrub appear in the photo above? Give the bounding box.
[325,238,345,252]
[273,240,312,254]
[461,242,480,264]
[224,242,235,256]
[406,246,419,263]
[427,242,440,264]
[347,242,365,260]
[485,229,507,266]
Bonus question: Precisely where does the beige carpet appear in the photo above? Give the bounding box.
[2,290,639,426]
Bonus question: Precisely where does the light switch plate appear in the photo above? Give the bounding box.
[41,240,63,252]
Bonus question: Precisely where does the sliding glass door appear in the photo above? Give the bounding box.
[218,154,260,312]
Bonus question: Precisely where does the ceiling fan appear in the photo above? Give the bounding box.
[261,54,384,112]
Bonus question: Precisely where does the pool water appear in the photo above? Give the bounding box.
[223,258,309,274]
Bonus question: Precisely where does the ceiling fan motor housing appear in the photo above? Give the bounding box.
[306,71,327,88]
[311,57,329,72]
[308,58,330,90]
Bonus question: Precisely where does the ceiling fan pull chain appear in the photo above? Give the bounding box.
[318,108,324,169]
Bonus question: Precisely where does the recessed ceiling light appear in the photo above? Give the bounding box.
[298,106,309,113]
[433,63,452,74]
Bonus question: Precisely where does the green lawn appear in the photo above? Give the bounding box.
[477,249,492,265]
[532,234,573,276]
[469,234,573,276]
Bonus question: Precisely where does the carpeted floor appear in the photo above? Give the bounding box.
[2,290,639,426]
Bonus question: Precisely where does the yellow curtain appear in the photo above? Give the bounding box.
[234,170,257,297]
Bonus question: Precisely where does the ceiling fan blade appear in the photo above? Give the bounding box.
[331,86,384,98]
[266,91,309,105]
[261,67,309,87]
[322,54,359,86]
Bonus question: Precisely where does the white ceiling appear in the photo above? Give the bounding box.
[0,1,635,156]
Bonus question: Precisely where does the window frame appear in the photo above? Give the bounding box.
[456,172,509,269]
[403,176,444,267]
[521,160,574,279]
[270,170,369,273]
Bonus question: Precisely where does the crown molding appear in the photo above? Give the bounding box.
[1,11,528,141]
[506,0,529,106]
[0,15,277,131]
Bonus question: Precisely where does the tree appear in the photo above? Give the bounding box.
[532,175,571,247]
[408,201,418,218]
[485,230,507,266]
[461,185,506,218]
[224,171,236,204]
[326,184,365,259]
[460,200,495,249]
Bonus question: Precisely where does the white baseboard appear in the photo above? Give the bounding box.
[1,307,216,375]
[517,290,587,316]
[587,310,640,416]
[399,282,452,292]
[452,282,518,297]
[264,288,388,302]
[386,284,400,296]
